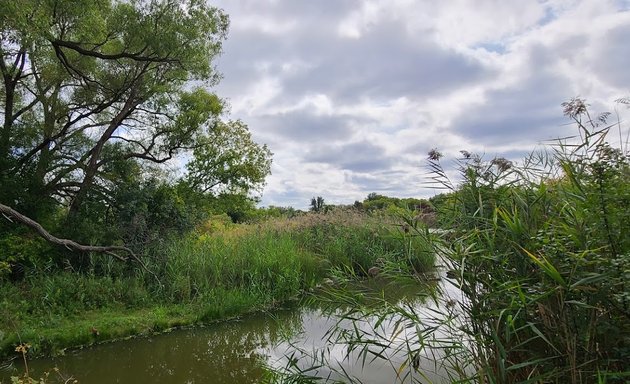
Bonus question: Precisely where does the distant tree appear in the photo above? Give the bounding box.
[361,193,431,213]
[366,192,382,201]
[362,194,390,211]
[310,196,325,212]
[252,205,300,220]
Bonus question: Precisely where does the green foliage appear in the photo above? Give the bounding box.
[1,0,229,215]
[424,98,630,383]
[0,210,433,360]
[161,209,434,302]
[248,205,302,222]
[111,179,198,248]
[205,193,259,223]
[309,196,326,212]
[194,213,236,235]
[288,209,434,275]
[0,0,274,270]
[0,0,276,366]
[0,0,274,277]
[185,120,273,198]
[361,193,430,213]
[0,234,51,279]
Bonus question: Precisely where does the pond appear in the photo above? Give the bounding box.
[1,276,462,383]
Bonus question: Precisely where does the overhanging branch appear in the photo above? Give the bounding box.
[0,202,132,260]
[0,203,159,284]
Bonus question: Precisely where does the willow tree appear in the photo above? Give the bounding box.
[0,0,261,258]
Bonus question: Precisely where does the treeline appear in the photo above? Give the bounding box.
[216,193,435,224]
[298,193,434,215]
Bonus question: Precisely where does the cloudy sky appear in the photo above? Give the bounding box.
[210,0,630,209]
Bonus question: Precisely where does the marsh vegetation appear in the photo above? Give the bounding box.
[1,0,628,382]
[277,98,630,383]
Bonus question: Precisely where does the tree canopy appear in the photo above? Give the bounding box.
[310,196,325,212]
[0,0,272,259]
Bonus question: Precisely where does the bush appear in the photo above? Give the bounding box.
[0,233,53,280]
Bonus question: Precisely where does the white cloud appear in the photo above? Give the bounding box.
[210,0,630,209]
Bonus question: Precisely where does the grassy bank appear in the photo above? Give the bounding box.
[0,210,435,361]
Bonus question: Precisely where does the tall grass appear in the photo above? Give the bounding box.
[0,209,435,360]
[427,99,630,383]
[158,209,434,309]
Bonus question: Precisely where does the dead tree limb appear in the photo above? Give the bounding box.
[0,202,160,284]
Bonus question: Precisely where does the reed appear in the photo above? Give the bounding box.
[278,99,629,383]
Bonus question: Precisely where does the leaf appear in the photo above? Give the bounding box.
[507,356,557,371]
[570,273,607,290]
[396,360,409,377]
[565,300,600,309]
[527,322,561,354]
[521,247,566,287]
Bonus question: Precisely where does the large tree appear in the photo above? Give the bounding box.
[0,1,270,257]
[1,0,229,216]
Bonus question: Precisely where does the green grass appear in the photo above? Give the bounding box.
[0,209,435,361]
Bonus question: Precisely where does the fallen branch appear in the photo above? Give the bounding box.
[0,202,160,283]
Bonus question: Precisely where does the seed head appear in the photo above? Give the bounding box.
[428,148,443,161]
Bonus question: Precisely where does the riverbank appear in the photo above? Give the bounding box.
[1,278,440,384]
[1,289,289,362]
[0,210,435,362]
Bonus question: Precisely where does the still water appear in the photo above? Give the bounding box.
[1,279,459,383]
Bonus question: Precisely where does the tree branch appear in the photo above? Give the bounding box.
[0,202,132,260]
[0,202,159,285]
[50,39,179,64]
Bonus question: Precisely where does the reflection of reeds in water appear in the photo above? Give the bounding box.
[266,265,446,383]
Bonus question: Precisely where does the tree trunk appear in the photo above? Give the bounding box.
[0,48,26,169]
[0,70,16,169]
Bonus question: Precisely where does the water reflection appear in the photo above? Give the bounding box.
[1,279,452,383]
[2,307,305,383]
[268,283,451,383]
[266,269,468,383]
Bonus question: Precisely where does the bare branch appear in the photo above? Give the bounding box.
[50,39,179,64]
[0,202,160,284]
[0,202,132,261]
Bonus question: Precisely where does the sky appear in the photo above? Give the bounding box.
[210,0,630,209]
